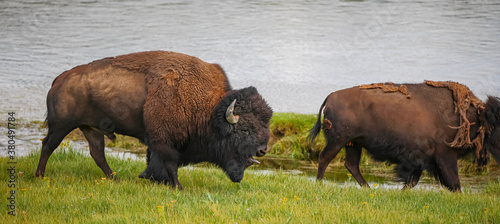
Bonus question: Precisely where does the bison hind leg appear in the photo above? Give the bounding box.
[398,165,423,190]
[344,143,369,187]
[317,137,353,180]
[396,163,424,190]
[35,125,77,178]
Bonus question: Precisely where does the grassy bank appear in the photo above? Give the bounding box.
[2,144,499,223]
[268,113,325,160]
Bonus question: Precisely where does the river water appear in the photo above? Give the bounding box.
[2,0,500,118]
[1,0,500,188]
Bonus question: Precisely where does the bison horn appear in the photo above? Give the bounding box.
[250,157,260,165]
[225,99,239,124]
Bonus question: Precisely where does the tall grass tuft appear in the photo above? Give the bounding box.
[269,113,335,160]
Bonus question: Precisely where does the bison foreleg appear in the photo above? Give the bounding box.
[490,146,500,167]
[164,162,182,190]
[146,146,183,190]
[80,127,116,180]
[344,144,368,187]
[144,149,170,182]
[138,146,152,179]
[435,147,461,192]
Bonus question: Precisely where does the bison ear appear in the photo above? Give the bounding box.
[212,94,240,136]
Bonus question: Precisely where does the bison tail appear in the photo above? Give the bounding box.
[307,97,327,143]
[41,111,48,128]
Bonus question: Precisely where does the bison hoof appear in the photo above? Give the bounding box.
[106,174,120,182]
[34,171,44,178]
[138,169,148,179]
[173,184,183,191]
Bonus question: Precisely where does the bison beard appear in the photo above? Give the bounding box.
[309,81,500,192]
[34,51,273,189]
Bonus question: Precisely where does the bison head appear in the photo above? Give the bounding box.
[211,86,273,182]
[484,96,500,165]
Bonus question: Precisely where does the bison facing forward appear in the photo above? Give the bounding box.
[35,51,273,189]
[309,82,500,191]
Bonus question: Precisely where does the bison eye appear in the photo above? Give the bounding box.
[242,130,250,135]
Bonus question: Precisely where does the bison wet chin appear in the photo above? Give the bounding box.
[224,160,248,183]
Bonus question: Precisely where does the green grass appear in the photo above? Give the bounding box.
[268,113,327,160]
[1,144,499,223]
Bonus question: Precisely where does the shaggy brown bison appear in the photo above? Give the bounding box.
[308,81,500,192]
[35,51,273,189]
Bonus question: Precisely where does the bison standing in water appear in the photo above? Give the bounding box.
[35,51,273,189]
[309,81,500,191]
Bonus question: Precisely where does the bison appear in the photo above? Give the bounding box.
[35,51,273,189]
[308,81,500,192]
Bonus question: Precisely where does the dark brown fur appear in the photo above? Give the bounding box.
[309,82,500,192]
[35,51,273,189]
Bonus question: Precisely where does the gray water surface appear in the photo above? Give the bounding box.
[1,0,499,118]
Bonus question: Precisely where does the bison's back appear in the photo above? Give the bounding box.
[324,84,470,161]
[326,84,454,133]
[47,57,148,137]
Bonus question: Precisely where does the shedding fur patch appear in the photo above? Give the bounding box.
[359,82,411,99]
[425,80,487,158]
[322,118,332,132]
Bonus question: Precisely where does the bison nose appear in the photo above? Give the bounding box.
[257,147,267,157]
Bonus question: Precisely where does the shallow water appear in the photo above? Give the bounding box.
[1,0,500,189]
[249,155,498,192]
